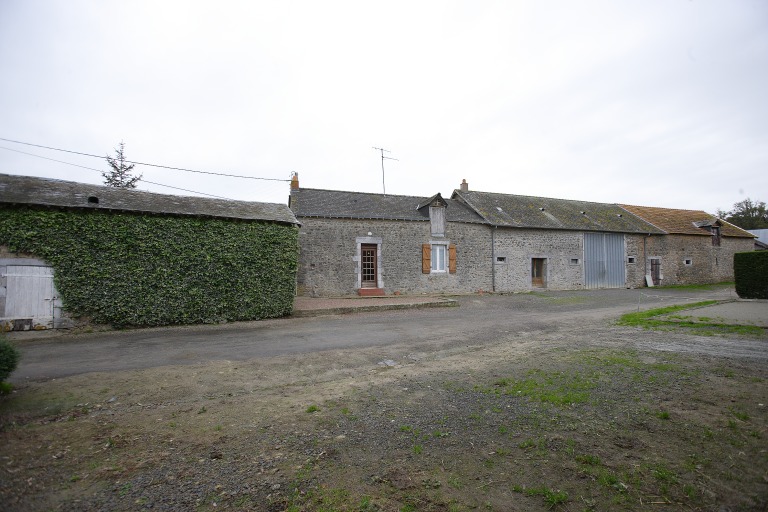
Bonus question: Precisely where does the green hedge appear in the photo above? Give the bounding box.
[734,251,768,299]
[0,206,298,326]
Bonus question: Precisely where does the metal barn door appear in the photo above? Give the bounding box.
[5,265,57,326]
[584,233,625,289]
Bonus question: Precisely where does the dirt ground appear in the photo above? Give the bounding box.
[1,292,767,511]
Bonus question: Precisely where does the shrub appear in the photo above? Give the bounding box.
[0,337,20,382]
[734,251,768,299]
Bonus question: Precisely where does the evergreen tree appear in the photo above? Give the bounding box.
[102,141,142,188]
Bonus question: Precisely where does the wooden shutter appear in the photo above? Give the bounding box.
[449,244,457,274]
[422,244,431,273]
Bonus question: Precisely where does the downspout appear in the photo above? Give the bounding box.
[643,234,649,286]
[491,225,497,292]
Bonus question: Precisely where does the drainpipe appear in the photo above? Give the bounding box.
[491,225,497,292]
[643,234,649,286]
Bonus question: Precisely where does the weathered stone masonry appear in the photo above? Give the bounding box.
[296,217,492,296]
[492,228,585,292]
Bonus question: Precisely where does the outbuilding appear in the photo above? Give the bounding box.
[0,173,299,330]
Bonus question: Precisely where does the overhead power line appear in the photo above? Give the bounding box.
[0,137,290,182]
[0,145,232,199]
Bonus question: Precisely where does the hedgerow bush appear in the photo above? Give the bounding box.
[0,206,298,327]
[0,336,20,383]
[734,251,768,299]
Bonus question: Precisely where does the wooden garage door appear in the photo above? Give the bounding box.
[5,265,56,320]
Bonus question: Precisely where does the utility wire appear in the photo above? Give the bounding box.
[0,137,290,182]
[0,145,232,199]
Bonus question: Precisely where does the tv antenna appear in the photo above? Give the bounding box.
[372,147,398,194]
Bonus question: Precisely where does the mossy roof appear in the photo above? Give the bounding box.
[0,173,299,225]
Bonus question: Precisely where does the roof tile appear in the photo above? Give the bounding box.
[619,204,754,238]
[0,173,299,225]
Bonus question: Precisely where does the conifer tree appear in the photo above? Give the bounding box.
[102,141,142,188]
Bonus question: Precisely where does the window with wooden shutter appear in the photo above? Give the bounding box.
[422,244,431,274]
[449,244,457,273]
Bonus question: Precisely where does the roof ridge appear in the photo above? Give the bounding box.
[294,187,438,201]
[619,203,713,215]
[465,189,620,207]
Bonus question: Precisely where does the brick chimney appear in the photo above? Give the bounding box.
[290,173,299,190]
[460,179,468,193]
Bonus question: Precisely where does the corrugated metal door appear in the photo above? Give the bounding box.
[584,233,625,289]
[5,265,57,325]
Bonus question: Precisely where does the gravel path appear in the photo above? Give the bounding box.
[2,286,766,511]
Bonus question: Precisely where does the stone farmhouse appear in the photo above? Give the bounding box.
[289,176,754,297]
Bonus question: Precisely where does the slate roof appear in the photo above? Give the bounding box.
[0,173,299,225]
[452,190,664,234]
[289,188,486,223]
[619,204,754,238]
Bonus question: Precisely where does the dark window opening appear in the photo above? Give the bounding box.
[627,257,636,264]
[88,196,99,204]
[684,259,692,266]
[712,227,721,246]
[570,258,579,265]
[496,256,506,263]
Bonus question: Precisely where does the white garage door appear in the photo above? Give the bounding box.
[5,265,57,323]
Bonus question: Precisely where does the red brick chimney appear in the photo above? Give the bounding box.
[290,173,299,190]
[460,179,468,193]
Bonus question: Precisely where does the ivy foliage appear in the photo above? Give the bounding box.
[0,206,298,327]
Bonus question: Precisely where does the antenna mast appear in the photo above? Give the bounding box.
[372,147,398,194]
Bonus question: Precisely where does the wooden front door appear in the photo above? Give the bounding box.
[5,265,59,328]
[650,258,661,286]
[361,244,377,288]
[532,258,546,288]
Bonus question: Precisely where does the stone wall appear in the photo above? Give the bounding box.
[296,220,755,296]
[641,234,753,286]
[296,218,492,296]
[492,228,586,292]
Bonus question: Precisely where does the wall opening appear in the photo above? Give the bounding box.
[531,258,547,288]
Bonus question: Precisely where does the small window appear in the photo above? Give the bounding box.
[627,257,636,264]
[684,259,692,266]
[496,256,507,263]
[422,243,456,274]
[431,244,447,272]
[570,258,580,265]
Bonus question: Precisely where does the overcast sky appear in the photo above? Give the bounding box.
[1,1,766,213]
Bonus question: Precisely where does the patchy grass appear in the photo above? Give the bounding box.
[617,301,765,337]
[1,344,766,512]
[655,282,734,290]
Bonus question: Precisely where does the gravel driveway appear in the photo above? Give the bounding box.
[9,286,747,382]
[2,286,766,511]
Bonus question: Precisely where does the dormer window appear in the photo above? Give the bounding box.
[419,193,448,237]
[430,206,445,236]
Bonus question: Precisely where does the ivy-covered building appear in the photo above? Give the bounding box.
[0,173,299,330]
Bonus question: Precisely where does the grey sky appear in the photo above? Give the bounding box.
[1,0,766,213]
